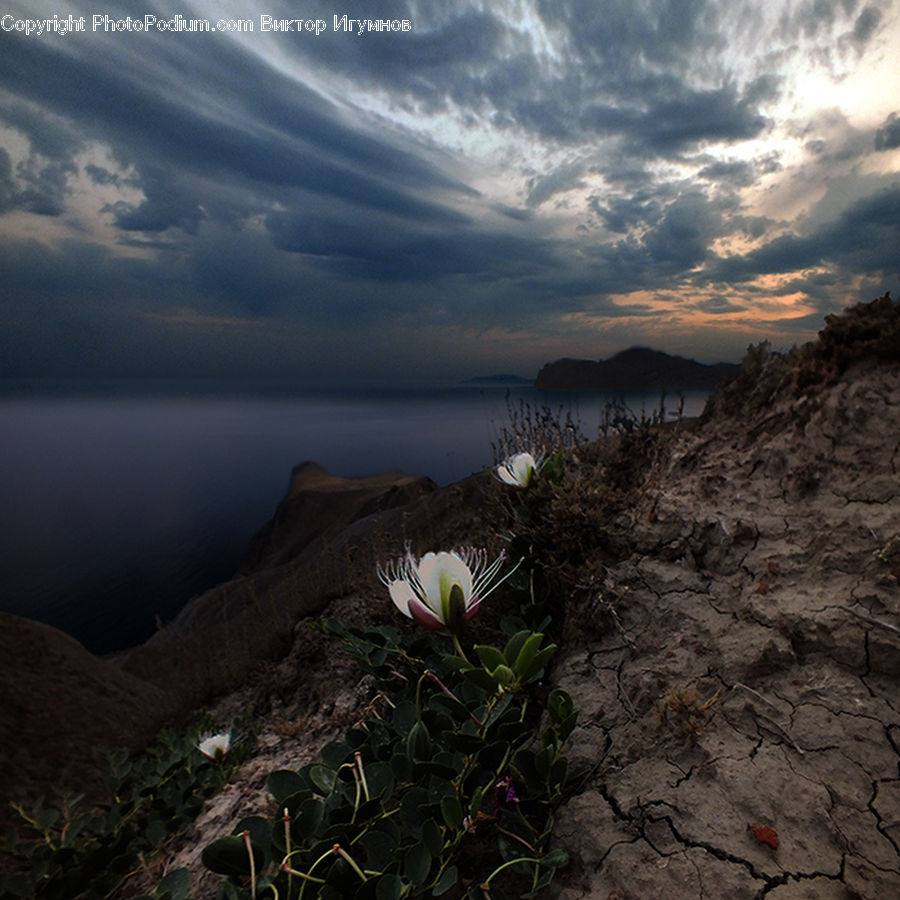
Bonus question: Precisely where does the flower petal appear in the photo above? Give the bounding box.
[418,551,473,620]
[497,452,537,487]
[407,596,446,630]
[388,579,416,618]
[497,465,520,485]
[198,730,231,759]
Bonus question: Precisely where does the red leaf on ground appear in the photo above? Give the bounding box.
[749,823,778,848]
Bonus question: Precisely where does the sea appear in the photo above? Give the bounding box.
[0,382,710,654]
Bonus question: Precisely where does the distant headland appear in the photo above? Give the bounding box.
[534,346,740,391]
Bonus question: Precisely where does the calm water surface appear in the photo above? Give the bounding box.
[0,386,708,653]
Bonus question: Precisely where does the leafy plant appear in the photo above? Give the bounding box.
[0,713,255,899]
[200,618,576,899]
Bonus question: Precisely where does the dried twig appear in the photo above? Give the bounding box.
[839,605,900,636]
[727,683,806,756]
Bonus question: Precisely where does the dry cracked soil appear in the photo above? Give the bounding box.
[549,360,900,899]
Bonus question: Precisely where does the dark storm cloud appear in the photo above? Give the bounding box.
[290,0,772,155]
[850,4,881,45]
[0,147,14,209]
[590,191,666,235]
[706,185,900,283]
[0,25,471,230]
[526,161,587,207]
[85,164,124,187]
[0,98,83,215]
[297,3,505,111]
[875,112,900,151]
[623,83,769,154]
[581,189,742,295]
[265,207,558,284]
[103,168,205,234]
[697,159,755,187]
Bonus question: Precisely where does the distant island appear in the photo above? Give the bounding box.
[535,346,740,391]
[465,374,534,385]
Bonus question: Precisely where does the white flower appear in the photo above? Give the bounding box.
[198,730,231,760]
[496,451,542,488]
[378,546,518,631]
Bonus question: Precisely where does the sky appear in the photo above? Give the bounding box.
[1,0,899,386]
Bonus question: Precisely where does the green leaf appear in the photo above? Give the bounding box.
[421,818,443,857]
[535,746,554,777]
[406,720,432,762]
[324,856,356,894]
[428,692,470,721]
[391,752,412,782]
[144,818,167,847]
[399,787,430,830]
[502,629,530,665]
[294,797,325,839]
[219,880,242,900]
[233,816,272,867]
[474,644,507,671]
[404,843,432,885]
[440,795,463,830]
[512,748,540,787]
[548,689,574,722]
[309,764,336,795]
[155,868,190,900]
[512,632,544,680]
[500,615,528,636]
[393,700,418,734]
[442,654,469,672]
[468,784,487,816]
[540,847,569,869]
[549,757,568,792]
[359,829,398,870]
[558,712,578,742]
[433,865,458,896]
[364,760,394,800]
[445,731,483,754]
[491,664,515,689]
[267,769,306,805]
[461,667,498,694]
[375,874,403,900]
[520,645,557,682]
[346,725,371,749]
[34,807,59,832]
[321,740,352,768]
[201,835,260,877]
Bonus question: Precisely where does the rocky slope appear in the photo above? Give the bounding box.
[140,295,900,899]
[0,613,172,820]
[550,354,900,899]
[0,465,470,830]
